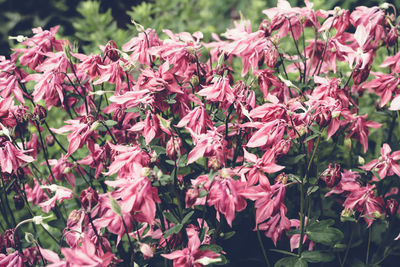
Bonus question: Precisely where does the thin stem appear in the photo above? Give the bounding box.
[299,134,321,255]
[366,226,372,265]
[256,224,271,267]
[340,225,354,267]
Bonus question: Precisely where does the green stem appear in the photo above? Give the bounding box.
[299,134,321,255]
[256,224,271,267]
[366,226,372,265]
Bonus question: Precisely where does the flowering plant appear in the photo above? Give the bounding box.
[1,1,400,266]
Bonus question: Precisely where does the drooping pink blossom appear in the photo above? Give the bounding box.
[361,143,400,180]
[161,228,220,267]
[0,139,34,174]
[38,184,73,213]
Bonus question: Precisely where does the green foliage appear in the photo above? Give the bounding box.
[72,1,132,53]
[127,0,269,41]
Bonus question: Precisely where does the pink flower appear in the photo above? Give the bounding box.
[362,72,400,107]
[51,117,98,157]
[14,26,67,69]
[361,143,400,180]
[0,251,24,267]
[0,56,26,103]
[239,148,284,186]
[162,228,220,267]
[129,113,160,145]
[38,184,73,213]
[0,139,34,174]
[325,169,361,197]
[242,180,287,226]
[78,144,108,178]
[93,61,125,92]
[289,218,315,252]
[380,51,400,73]
[122,28,161,66]
[346,114,381,153]
[47,154,76,187]
[197,76,235,104]
[105,175,160,225]
[103,143,150,178]
[343,184,384,227]
[61,234,114,267]
[245,119,286,148]
[186,127,227,165]
[176,106,213,135]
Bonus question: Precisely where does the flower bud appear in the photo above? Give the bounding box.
[352,66,370,85]
[208,156,221,171]
[46,135,55,146]
[33,105,47,122]
[13,195,24,210]
[321,163,341,187]
[104,40,119,62]
[166,137,182,161]
[80,187,99,211]
[3,229,18,249]
[185,188,200,208]
[340,208,354,222]
[387,27,398,47]
[315,109,332,128]
[386,198,398,217]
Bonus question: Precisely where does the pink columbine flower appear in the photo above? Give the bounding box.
[105,175,160,225]
[51,117,98,157]
[162,228,220,267]
[104,143,150,178]
[176,106,213,135]
[122,28,161,66]
[0,139,34,174]
[186,127,227,165]
[239,148,284,187]
[38,184,73,213]
[343,184,384,227]
[346,114,381,153]
[361,143,400,180]
[197,76,235,104]
[61,234,114,267]
[0,251,24,267]
[289,218,315,252]
[362,72,400,107]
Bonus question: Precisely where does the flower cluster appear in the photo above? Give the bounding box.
[1,1,400,266]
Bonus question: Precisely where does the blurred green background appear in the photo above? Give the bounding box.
[1,0,395,56]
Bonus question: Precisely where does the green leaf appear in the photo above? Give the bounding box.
[125,107,140,113]
[309,124,321,134]
[108,194,122,216]
[220,231,235,240]
[181,211,195,225]
[301,251,335,263]
[275,256,308,267]
[103,120,117,127]
[164,224,183,238]
[152,145,166,155]
[199,244,223,253]
[163,212,179,224]
[270,249,298,257]
[306,227,344,246]
[280,154,305,165]
[305,133,319,142]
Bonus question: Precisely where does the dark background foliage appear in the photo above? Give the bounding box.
[1,0,397,55]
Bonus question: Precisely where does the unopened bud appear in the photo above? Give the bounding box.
[13,195,24,210]
[46,135,55,146]
[387,27,398,47]
[33,105,47,122]
[386,198,398,216]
